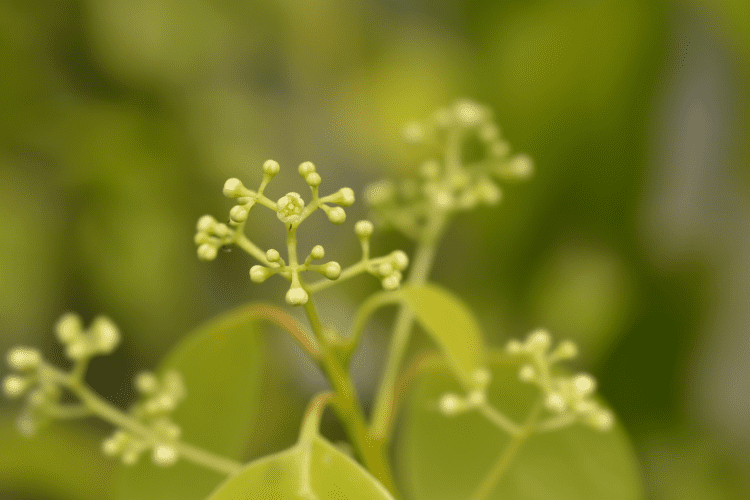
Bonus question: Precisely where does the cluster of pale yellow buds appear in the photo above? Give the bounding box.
[365,99,533,240]
[54,313,121,361]
[2,346,60,435]
[195,160,409,306]
[102,370,185,466]
[507,330,614,431]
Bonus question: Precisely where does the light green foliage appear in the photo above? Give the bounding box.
[395,354,644,500]
[0,100,641,499]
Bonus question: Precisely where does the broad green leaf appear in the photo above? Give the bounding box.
[0,414,116,500]
[208,437,395,500]
[115,304,278,500]
[395,352,644,500]
[399,284,487,388]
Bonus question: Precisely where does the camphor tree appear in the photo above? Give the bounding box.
[2,100,643,500]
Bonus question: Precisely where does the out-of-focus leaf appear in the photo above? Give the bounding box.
[399,285,487,388]
[207,436,394,500]
[115,304,279,500]
[0,415,115,500]
[394,352,644,500]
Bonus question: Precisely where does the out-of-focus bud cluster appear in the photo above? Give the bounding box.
[506,330,614,431]
[437,367,492,417]
[102,370,185,466]
[55,313,121,361]
[366,100,533,240]
[194,215,235,261]
[2,346,60,435]
[353,220,409,291]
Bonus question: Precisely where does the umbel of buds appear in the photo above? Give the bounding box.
[195,160,410,306]
[506,330,614,431]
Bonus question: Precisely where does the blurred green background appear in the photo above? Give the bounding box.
[1,0,749,498]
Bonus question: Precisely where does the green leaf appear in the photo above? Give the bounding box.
[114,304,276,500]
[0,415,116,500]
[207,437,395,500]
[394,352,645,500]
[399,284,487,388]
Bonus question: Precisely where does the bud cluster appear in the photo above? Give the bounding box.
[506,330,613,431]
[195,160,410,306]
[366,99,533,241]
[54,313,121,361]
[437,368,493,417]
[102,370,185,466]
[354,220,409,290]
[2,347,60,435]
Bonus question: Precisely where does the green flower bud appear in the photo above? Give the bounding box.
[305,172,322,187]
[382,274,400,291]
[322,261,341,280]
[263,159,280,177]
[391,250,409,271]
[454,100,486,127]
[439,393,465,416]
[90,316,120,354]
[7,347,41,371]
[518,365,536,382]
[266,249,281,262]
[326,206,346,224]
[378,262,394,277]
[250,265,273,283]
[298,161,316,178]
[545,392,567,413]
[223,178,248,198]
[588,409,614,431]
[572,374,596,397]
[55,313,83,344]
[153,445,178,466]
[229,205,249,223]
[134,371,159,395]
[525,329,551,354]
[285,286,308,306]
[355,220,374,239]
[2,375,31,398]
[310,245,325,260]
[197,244,218,261]
[478,123,499,142]
[196,215,216,233]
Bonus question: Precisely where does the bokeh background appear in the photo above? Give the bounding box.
[1,0,749,498]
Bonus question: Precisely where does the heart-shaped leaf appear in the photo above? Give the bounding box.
[207,436,394,500]
[394,351,644,499]
[114,304,293,500]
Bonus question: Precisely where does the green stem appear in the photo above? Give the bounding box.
[45,364,243,476]
[302,299,399,496]
[469,399,543,500]
[369,211,447,441]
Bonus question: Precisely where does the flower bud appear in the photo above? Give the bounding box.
[382,274,401,291]
[298,161,316,178]
[545,392,567,413]
[266,249,281,262]
[518,364,536,382]
[305,172,322,187]
[55,313,83,344]
[7,347,41,371]
[355,220,374,239]
[391,251,409,271]
[2,375,31,398]
[551,340,578,360]
[505,339,523,354]
[439,393,464,416]
[286,286,309,306]
[310,245,325,260]
[153,445,178,466]
[134,371,159,395]
[322,262,341,280]
[250,265,273,283]
[572,374,596,397]
[378,262,394,277]
[196,215,216,233]
[197,244,218,261]
[229,205,249,223]
[454,100,486,127]
[263,159,280,177]
[90,316,120,354]
[223,178,250,198]
[525,329,551,354]
[326,206,346,224]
